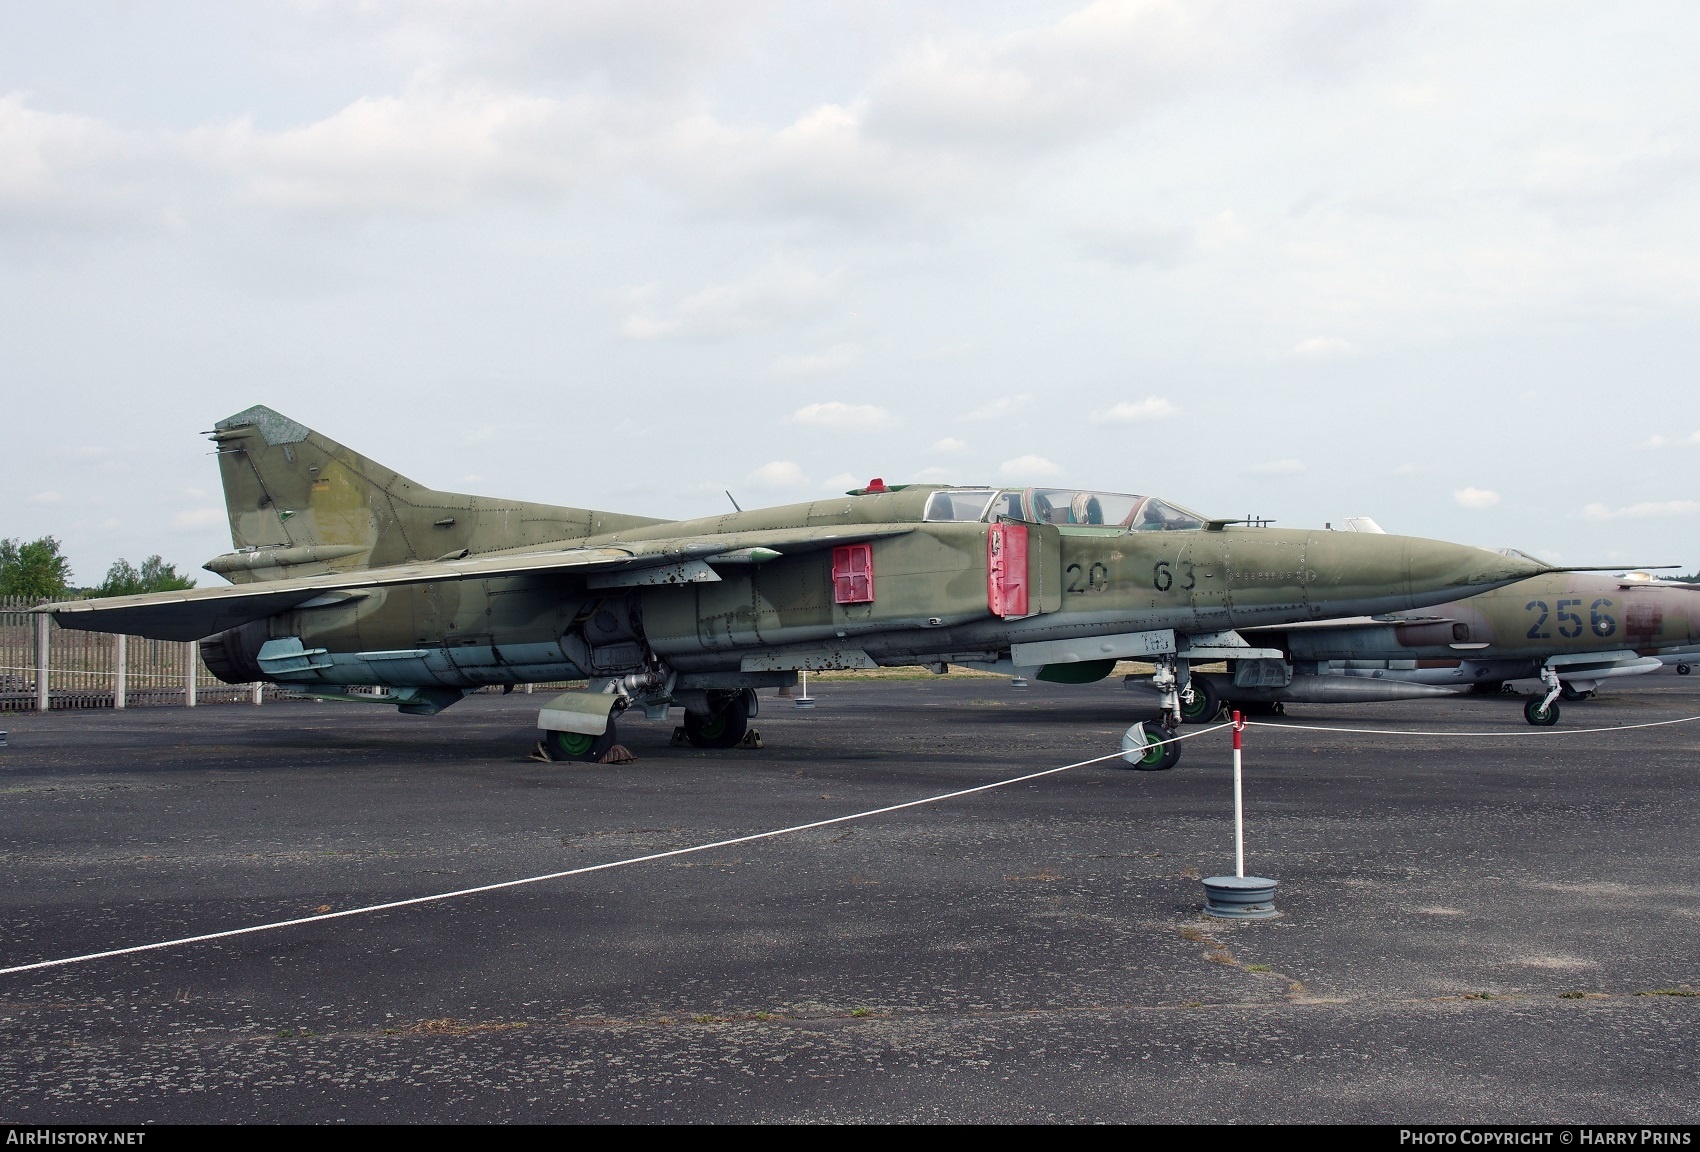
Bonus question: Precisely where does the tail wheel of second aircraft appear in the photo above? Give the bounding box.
[682,693,750,749]
[541,720,620,763]
[1523,698,1560,727]
[1559,683,1592,702]
[1120,721,1182,770]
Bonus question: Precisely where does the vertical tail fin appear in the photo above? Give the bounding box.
[204,405,666,583]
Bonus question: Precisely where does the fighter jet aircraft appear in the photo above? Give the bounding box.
[1185,564,1700,727]
[42,406,1562,768]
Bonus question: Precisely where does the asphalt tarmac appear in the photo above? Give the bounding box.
[1,671,1697,1124]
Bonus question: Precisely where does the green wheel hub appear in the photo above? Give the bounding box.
[1136,732,1167,767]
[545,729,596,759]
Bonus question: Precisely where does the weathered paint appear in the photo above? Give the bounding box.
[46,407,1559,706]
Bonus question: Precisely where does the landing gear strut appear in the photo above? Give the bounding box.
[1121,655,1184,769]
[1525,666,1562,727]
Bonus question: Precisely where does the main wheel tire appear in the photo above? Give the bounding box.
[1470,681,1505,695]
[682,697,749,749]
[1679,664,1691,675]
[1524,698,1560,727]
[1180,678,1222,724]
[1559,683,1591,702]
[542,719,619,763]
[1120,720,1180,770]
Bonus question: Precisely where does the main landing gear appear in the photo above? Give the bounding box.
[678,689,759,750]
[1121,655,1185,770]
[1524,666,1563,727]
[538,721,626,763]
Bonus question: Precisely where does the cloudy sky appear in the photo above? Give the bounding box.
[5,1,1700,585]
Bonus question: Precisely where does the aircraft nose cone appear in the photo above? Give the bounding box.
[1407,541,1548,601]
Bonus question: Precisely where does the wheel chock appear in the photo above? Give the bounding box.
[738,728,764,749]
[670,726,690,747]
[598,744,636,764]
[529,741,555,764]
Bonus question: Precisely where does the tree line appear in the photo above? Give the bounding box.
[0,536,196,601]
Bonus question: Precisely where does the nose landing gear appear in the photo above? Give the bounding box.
[1121,654,1186,769]
[1524,665,1563,726]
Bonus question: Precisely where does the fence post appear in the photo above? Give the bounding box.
[114,634,127,710]
[251,681,263,705]
[184,641,197,708]
[34,610,50,713]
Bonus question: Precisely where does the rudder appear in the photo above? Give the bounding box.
[204,405,665,584]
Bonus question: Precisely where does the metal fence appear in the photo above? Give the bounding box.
[0,595,580,713]
[0,595,273,712]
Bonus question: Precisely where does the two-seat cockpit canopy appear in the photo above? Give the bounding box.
[921,487,1207,531]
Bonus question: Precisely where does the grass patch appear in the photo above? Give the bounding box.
[1635,989,1699,997]
[404,1018,529,1035]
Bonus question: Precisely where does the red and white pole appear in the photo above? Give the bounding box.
[1232,709,1245,878]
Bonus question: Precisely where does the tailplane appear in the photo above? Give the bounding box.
[205,405,665,583]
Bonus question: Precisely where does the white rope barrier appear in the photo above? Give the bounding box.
[8,705,1694,980]
[1244,713,1700,738]
[0,724,1231,979]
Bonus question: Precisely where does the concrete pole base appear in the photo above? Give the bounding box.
[1202,876,1280,919]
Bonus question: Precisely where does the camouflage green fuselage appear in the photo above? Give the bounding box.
[235,488,1540,691]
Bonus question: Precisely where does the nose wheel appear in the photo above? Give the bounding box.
[1524,665,1564,726]
[1121,720,1182,770]
[1179,676,1221,724]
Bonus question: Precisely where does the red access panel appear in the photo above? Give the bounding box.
[832,544,874,604]
[987,522,1029,618]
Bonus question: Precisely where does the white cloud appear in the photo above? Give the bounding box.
[28,491,63,504]
[788,401,893,429]
[622,256,839,340]
[1292,337,1355,358]
[998,454,1062,481]
[912,466,955,482]
[772,344,860,377]
[747,461,809,488]
[969,394,1032,421]
[171,508,228,530]
[1647,430,1700,448]
[929,437,968,453]
[1075,225,1191,268]
[1247,459,1305,476]
[1092,396,1178,424]
[1453,487,1501,509]
[821,472,859,492]
[1582,500,1700,520]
